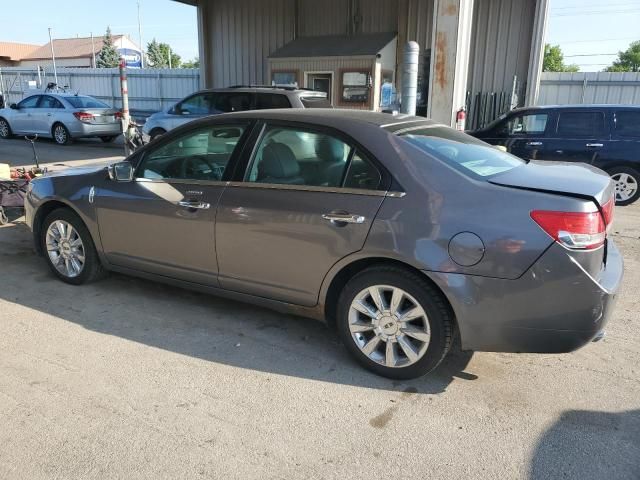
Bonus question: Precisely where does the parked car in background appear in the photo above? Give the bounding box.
[470,105,640,205]
[142,85,330,140]
[0,94,122,145]
[25,109,622,379]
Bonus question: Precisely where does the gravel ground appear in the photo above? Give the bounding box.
[0,199,638,479]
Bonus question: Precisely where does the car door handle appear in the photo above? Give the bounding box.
[586,143,603,148]
[177,200,210,209]
[322,213,365,224]
[526,141,543,146]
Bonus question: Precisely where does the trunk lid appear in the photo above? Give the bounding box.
[489,160,614,207]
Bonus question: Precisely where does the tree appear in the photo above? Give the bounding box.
[96,27,120,68]
[605,41,640,72]
[543,44,579,73]
[146,39,181,68]
[181,57,200,69]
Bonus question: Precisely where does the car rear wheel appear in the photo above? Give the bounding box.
[52,123,72,145]
[100,135,118,143]
[608,166,640,206]
[336,266,453,379]
[41,208,106,285]
[0,118,12,139]
[149,128,166,141]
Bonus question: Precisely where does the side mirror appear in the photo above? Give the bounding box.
[10,103,18,109]
[108,162,134,182]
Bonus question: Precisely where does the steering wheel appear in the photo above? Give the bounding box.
[179,155,220,180]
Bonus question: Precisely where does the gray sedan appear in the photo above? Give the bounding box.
[24,109,623,379]
[0,93,121,145]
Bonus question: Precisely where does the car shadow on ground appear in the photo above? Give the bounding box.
[529,409,640,479]
[0,221,476,395]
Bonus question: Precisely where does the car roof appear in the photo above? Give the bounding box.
[514,104,640,112]
[215,108,436,129]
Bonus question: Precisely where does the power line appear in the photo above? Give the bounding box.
[564,53,618,57]
[551,8,640,16]
[552,1,640,10]
[555,36,637,44]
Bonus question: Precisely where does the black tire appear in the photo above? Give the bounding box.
[40,208,106,285]
[336,265,453,380]
[52,123,72,145]
[607,166,640,206]
[100,135,118,143]
[149,128,166,141]
[0,117,12,139]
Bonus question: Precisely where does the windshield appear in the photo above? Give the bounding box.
[394,125,524,179]
[65,96,110,109]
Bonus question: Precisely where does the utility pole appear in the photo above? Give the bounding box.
[91,32,96,68]
[137,1,145,68]
[119,58,134,156]
[48,27,59,88]
[168,46,172,69]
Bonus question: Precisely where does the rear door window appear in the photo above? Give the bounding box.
[212,93,253,113]
[255,93,291,109]
[556,111,606,137]
[614,111,640,137]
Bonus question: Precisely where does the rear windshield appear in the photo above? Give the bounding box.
[300,96,332,109]
[394,125,524,178]
[65,96,110,109]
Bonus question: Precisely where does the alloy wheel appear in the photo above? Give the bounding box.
[611,172,638,203]
[0,119,9,138]
[54,125,68,144]
[348,285,431,368]
[46,220,85,278]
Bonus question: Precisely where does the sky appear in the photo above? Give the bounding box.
[0,0,199,62]
[546,0,640,71]
[1,0,639,72]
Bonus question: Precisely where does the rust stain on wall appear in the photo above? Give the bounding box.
[435,32,447,90]
[444,4,458,16]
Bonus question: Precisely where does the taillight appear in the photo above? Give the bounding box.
[73,111,94,122]
[114,111,123,119]
[530,209,606,250]
[601,198,614,228]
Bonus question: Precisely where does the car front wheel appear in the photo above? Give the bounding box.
[41,208,105,285]
[149,128,166,141]
[608,166,640,206]
[0,118,12,139]
[336,266,453,379]
[52,123,72,145]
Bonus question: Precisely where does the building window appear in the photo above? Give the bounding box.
[272,71,298,86]
[341,71,371,103]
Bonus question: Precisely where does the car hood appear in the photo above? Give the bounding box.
[489,160,614,206]
[43,161,112,178]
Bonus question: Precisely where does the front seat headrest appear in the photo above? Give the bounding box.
[259,143,301,179]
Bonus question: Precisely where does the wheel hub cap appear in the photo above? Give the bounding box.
[611,173,638,202]
[348,285,431,368]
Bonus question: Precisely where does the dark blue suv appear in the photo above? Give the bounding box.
[471,105,640,205]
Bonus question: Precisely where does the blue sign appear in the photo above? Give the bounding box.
[118,48,143,68]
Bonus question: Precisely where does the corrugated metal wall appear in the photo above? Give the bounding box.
[467,0,535,95]
[297,0,350,36]
[538,72,640,105]
[207,0,296,87]
[0,67,200,112]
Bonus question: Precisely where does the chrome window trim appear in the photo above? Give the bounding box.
[226,181,405,198]
[135,177,229,187]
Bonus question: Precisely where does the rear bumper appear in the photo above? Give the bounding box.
[428,240,624,353]
[68,122,121,138]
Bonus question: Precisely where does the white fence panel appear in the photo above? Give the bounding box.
[0,67,200,113]
[538,72,640,106]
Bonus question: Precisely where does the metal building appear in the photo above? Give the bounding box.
[174,0,549,127]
